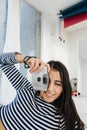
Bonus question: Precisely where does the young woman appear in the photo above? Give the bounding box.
[0,52,85,130]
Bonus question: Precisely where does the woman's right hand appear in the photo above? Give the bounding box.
[14,52,50,73]
[25,57,50,73]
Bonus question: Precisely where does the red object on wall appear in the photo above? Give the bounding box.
[64,12,87,28]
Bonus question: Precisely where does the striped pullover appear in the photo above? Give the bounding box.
[0,52,66,130]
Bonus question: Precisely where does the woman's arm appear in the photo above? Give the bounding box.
[0,52,50,91]
[0,52,18,66]
[14,52,50,73]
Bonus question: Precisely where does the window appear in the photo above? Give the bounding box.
[0,0,7,53]
[0,0,8,82]
[20,0,41,75]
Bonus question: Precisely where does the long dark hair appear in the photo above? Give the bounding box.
[48,60,85,130]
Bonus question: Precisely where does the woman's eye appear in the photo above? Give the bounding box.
[55,83,62,86]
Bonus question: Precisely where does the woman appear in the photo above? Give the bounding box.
[47,60,85,130]
[0,52,85,130]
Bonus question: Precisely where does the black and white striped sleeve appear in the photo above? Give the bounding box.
[0,52,32,91]
[0,52,17,66]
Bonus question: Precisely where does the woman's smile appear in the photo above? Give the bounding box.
[45,91,55,98]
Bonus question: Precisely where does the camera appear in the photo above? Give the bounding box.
[31,67,49,91]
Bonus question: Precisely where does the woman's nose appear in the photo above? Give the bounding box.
[47,83,54,91]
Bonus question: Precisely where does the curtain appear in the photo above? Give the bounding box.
[59,1,87,19]
[0,0,20,105]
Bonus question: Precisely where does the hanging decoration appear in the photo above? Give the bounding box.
[58,15,65,42]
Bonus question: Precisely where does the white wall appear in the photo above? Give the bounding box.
[81,61,87,95]
[41,14,70,69]
[79,38,87,95]
[68,28,87,77]
[66,28,87,93]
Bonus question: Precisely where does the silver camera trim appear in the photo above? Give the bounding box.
[31,67,49,91]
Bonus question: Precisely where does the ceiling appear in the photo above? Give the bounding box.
[25,0,87,62]
[25,0,83,23]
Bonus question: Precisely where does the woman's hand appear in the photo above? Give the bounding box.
[15,52,50,73]
[25,58,50,73]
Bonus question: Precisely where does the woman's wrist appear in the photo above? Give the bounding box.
[23,56,37,68]
[14,52,37,68]
[15,52,25,63]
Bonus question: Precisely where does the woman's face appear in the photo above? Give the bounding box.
[40,69,63,103]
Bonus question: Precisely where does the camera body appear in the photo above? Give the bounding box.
[31,67,49,91]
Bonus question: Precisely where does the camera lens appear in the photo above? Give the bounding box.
[37,77,41,82]
[43,77,47,84]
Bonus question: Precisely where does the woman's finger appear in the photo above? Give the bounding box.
[27,58,50,73]
[28,58,41,73]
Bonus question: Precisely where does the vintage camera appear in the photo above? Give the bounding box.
[31,67,49,91]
